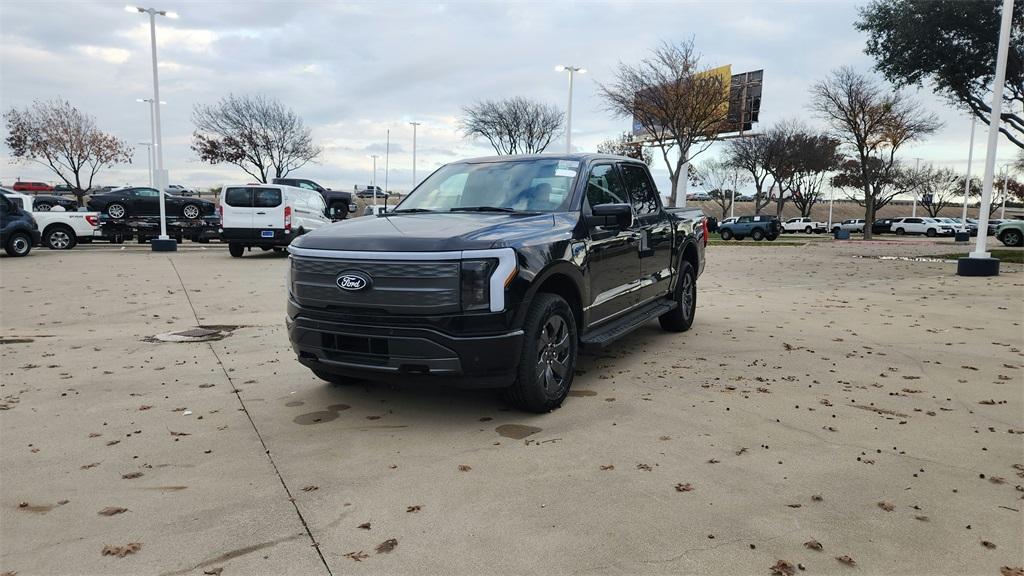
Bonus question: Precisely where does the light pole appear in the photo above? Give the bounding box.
[555,65,585,153]
[911,158,921,217]
[1000,165,1009,219]
[958,0,1014,277]
[127,5,178,251]
[384,128,390,202]
[136,98,163,188]
[137,142,153,186]
[370,155,380,212]
[828,187,835,231]
[409,121,420,191]
[960,118,976,232]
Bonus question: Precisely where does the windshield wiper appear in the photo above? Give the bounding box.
[391,208,435,213]
[449,206,516,213]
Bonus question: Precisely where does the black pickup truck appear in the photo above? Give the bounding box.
[271,178,357,220]
[286,154,707,412]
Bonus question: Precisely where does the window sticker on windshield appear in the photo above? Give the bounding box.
[555,169,577,178]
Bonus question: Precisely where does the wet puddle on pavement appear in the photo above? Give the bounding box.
[495,424,542,439]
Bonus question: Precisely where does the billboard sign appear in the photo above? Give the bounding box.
[631,67,763,140]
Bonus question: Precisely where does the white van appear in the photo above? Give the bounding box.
[218,184,331,257]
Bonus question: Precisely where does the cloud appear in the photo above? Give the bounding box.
[75,45,131,64]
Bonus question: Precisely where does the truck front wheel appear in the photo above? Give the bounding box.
[505,293,577,413]
[228,243,244,257]
[719,229,733,241]
[660,261,696,332]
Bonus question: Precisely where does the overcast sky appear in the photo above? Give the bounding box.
[0,0,1017,195]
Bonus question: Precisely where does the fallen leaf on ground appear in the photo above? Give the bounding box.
[101,543,141,557]
[302,485,318,492]
[458,465,471,472]
[169,431,190,437]
[804,539,823,550]
[599,464,614,470]
[989,476,1006,484]
[811,494,824,502]
[406,505,421,513]
[770,559,796,575]
[982,541,997,549]
[357,522,371,530]
[203,569,223,576]
[121,472,143,480]
[675,483,694,492]
[836,555,856,566]
[343,551,368,562]
[878,501,894,511]
[1000,567,1024,576]
[80,462,100,470]
[98,507,128,516]
[375,538,398,554]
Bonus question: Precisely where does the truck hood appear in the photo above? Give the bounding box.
[292,212,561,252]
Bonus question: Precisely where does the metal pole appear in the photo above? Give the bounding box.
[828,188,834,231]
[969,0,1014,259]
[677,161,688,208]
[385,129,390,201]
[371,155,378,211]
[147,10,169,241]
[566,69,574,153]
[961,118,976,230]
[409,122,420,191]
[730,188,735,218]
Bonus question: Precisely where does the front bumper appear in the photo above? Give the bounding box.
[287,299,524,388]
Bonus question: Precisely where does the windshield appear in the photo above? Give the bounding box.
[396,158,579,213]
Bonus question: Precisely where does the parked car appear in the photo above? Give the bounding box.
[12,181,53,193]
[782,217,827,234]
[286,154,707,412]
[87,186,214,220]
[355,185,389,199]
[889,217,955,237]
[995,220,1023,247]
[271,177,357,220]
[686,192,711,201]
[53,184,79,195]
[0,192,40,256]
[871,218,897,235]
[219,183,332,257]
[735,194,755,202]
[28,194,78,211]
[2,190,98,250]
[167,184,194,197]
[945,217,979,236]
[832,219,866,233]
[718,214,781,241]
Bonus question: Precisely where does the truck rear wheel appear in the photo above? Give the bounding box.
[659,261,696,332]
[751,228,765,241]
[228,243,244,257]
[719,229,733,241]
[4,232,32,257]
[44,226,76,250]
[505,293,577,413]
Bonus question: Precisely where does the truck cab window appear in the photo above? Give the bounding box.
[620,164,658,217]
[586,164,628,208]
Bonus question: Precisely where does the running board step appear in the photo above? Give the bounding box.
[580,300,676,348]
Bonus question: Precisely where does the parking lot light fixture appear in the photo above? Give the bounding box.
[409,121,421,190]
[556,65,585,153]
[128,5,176,251]
[370,155,380,211]
[961,118,976,231]
[137,142,153,186]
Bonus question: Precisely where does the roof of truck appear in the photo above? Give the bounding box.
[458,153,645,164]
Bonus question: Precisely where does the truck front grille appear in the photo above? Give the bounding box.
[290,256,460,315]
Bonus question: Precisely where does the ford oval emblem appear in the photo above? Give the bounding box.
[336,271,371,291]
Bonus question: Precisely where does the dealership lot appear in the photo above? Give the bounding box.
[1,240,1022,575]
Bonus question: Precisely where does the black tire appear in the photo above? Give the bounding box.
[272,247,284,252]
[751,228,765,241]
[44,226,77,250]
[895,228,906,236]
[926,228,937,238]
[766,232,778,241]
[312,369,362,386]
[804,226,812,234]
[719,229,733,241]
[106,203,127,219]
[832,227,840,234]
[505,293,577,413]
[999,229,1023,247]
[181,203,201,220]
[659,260,696,332]
[4,232,32,257]
[34,202,53,211]
[228,243,244,258]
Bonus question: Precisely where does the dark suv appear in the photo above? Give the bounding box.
[286,154,708,412]
[1,192,40,256]
[717,214,781,241]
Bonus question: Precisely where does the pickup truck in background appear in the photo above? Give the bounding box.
[286,154,707,412]
[781,217,827,234]
[1,190,98,250]
[272,178,357,220]
[718,214,781,241]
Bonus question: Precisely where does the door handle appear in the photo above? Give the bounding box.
[256,211,266,215]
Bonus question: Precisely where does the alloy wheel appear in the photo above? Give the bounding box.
[182,204,200,219]
[108,204,126,219]
[535,314,571,396]
[49,230,71,249]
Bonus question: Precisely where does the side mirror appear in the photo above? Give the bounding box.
[589,203,633,228]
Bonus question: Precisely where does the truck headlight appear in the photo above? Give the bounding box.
[460,259,497,311]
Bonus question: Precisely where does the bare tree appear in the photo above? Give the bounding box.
[904,164,960,217]
[787,129,841,217]
[459,97,563,155]
[692,158,749,218]
[4,98,133,205]
[596,132,653,165]
[725,134,774,214]
[600,40,730,206]
[192,94,321,183]
[809,67,941,239]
